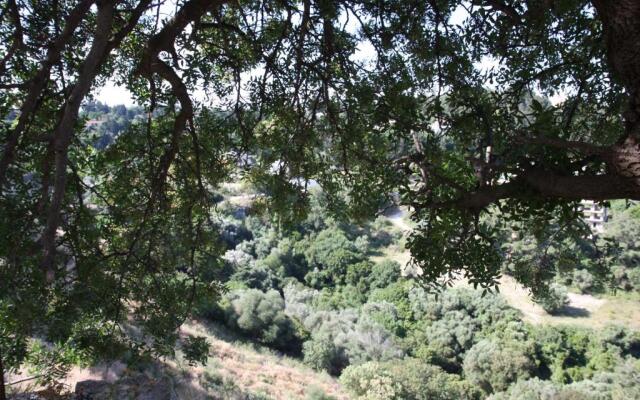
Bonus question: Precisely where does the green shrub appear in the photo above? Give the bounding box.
[535,283,569,314]
[572,269,595,294]
[362,302,404,337]
[223,289,301,352]
[368,260,402,290]
[335,318,404,366]
[628,268,640,292]
[305,386,337,400]
[531,325,627,384]
[463,338,537,394]
[304,228,365,287]
[315,285,368,310]
[259,237,309,281]
[199,370,275,399]
[411,311,479,372]
[487,378,562,400]
[303,335,344,375]
[340,361,403,400]
[489,360,640,400]
[611,266,633,291]
[355,236,371,254]
[341,359,478,400]
[604,207,640,270]
[368,281,415,326]
[229,263,281,291]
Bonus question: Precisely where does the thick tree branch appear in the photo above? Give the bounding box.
[0,0,24,76]
[517,136,610,156]
[136,0,226,196]
[40,0,117,282]
[0,0,95,189]
[431,169,640,213]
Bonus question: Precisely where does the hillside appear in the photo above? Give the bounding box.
[6,190,640,400]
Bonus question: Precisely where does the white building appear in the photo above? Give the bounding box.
[580,200,608,234]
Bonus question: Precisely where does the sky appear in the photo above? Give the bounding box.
[95,80,135,106]
[93,4,567,107]
[94,4,465,107]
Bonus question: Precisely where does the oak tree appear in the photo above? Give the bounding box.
[1,0,640,390]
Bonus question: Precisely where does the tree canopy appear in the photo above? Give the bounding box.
[1,0,640,382]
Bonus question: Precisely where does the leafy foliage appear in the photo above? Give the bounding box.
[223,289,302,352]
[462,337,537,394]
[340,359,479,400]
[534,283,570,314]
[182,335,210,367]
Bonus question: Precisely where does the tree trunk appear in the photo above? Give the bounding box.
[0,346,7,400]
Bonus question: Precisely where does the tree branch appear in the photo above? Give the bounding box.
[517,135,610,156]
[0,0,95,189]
[0,0,24,76]
[428,168,640,213]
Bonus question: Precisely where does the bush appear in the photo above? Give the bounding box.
[223,289,301,352]
[406,288,519,372]
[315,285,368,310]
[368,260,402,290]
[199,370,275,399]
[305,386,337,400]
[362,302,403,337]
[412,311,479,372]
[489,360,640,400]
[259,237,309,281]
[303,335,344,375]
[341,359,478,400]
[611,266,633,291]
[355,235,371,254]
[487,378,562,400]
[283,282,320,322]
[304,228,365,287]
[223,248,255,270]
[628,268,640,292]
[334,318,405,366]
[604,206,640,270]
[301,310,405,374]
[340,361,403,400]
[598,325,640,358]
[369,216,397,248]
[368,281,415,326]
[535,283,570,314]
[463,338,537,394]
[529,325,625,384]
[408,287,518,330]
[229,263,282,291]
[572,269,595,294]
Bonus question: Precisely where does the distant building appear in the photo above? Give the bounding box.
[580,200,608,234]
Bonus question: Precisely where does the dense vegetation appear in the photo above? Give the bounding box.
[82,101,145,149]
[2,0,640,398]
[186,188,640,399]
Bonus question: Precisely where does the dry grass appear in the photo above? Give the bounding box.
[452,274,640,330]
[9,321,348,400]
[380,217,640,331]
[177,321,350,400]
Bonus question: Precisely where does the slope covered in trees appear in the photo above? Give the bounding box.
[6,185,639,399]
